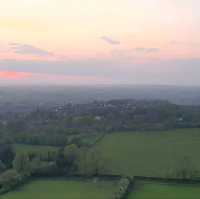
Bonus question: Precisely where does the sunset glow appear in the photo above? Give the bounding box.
[0,0,200,85]
[0,71,32,79]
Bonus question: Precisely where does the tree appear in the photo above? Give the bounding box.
[64,144,79,163]
[0,169,23,192]
[77,148,106,176]
[56,148,65,169]
[63,144,80,173]
[0,160,6,173]
[13,154,30,175]
[76,147,88,176]
[87,148,106,176]
[174,156,198,179]
[0,143,15,168]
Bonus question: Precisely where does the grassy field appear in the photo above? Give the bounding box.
[13,128,200,178]
[128,180,200,199]
[13,144,58,155]
[97,128,200,177]
[1,178,117,199]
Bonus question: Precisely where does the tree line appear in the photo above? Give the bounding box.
[0,142,107,193]
[1,99,200,146]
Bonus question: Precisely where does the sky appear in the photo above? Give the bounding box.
[0,0,200,86]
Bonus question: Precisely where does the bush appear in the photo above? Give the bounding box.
[114,177,130,199]
[0,160,6,173]
[0,169,25,194]
[0,143,15,168]
[13,154,31,176]
[31,161,61,176]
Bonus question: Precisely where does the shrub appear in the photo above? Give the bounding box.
[0,169,24,194]
[0,160,6,173]
[31,161,60,176]
[114,177,130,199]
[13,154,31,176]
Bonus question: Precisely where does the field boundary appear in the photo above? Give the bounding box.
[125,176,200,199]
[134,176,200,184]
[2,173,200,198]
[88,133,107,148]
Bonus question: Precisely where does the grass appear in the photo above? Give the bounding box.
[128,180,200,199]
[13,144,58,155]
[1,178,117,199]
[13,128,200,178]
[97,128,200,177]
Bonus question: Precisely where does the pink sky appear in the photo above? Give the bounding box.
[0,0,200,85]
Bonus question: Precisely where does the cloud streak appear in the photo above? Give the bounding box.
[170,41,200,47]
[100,36,120,45]
[0,70,32,79]
[111,47,160,59]
[134,47,160,53]
[10,43,52,56]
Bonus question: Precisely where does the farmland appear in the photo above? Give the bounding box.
[97,128,200,177]
[12,128,200,178]
[128,180,200,199]
[1,178,117,199]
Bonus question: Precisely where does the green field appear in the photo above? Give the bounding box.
[13,144,58,155]
[1,178,117,199]
[97,128,200,177]
[13,128,200,178]
[128,181,200,199]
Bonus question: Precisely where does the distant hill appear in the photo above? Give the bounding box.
[0,85,200,113]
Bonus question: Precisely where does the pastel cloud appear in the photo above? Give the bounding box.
[10,43,52,57]
[111,47,160,60]
[100,36,120,45]
[134,48,160,53]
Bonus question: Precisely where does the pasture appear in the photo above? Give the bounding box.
[1,178,117,199]
[97,128,200,177]
[128,180,200,199]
